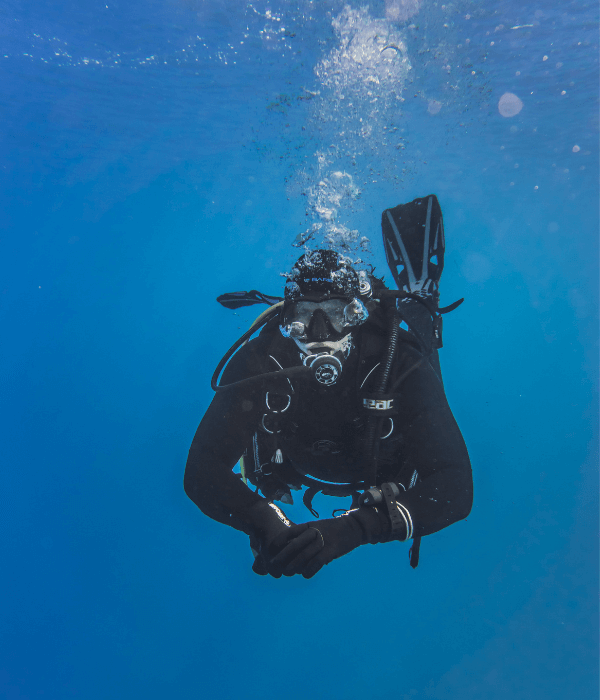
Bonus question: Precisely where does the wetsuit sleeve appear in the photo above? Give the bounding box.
[183,341,267,534]
[391,349,473,537]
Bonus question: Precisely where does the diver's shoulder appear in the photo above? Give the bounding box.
[220,335,269,385]
[220,320,287,385]
[359,319,421,355]
[396,328,423,353]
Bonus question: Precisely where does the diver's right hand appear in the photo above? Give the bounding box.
[244,500,296,577]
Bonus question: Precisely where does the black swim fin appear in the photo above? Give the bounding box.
[217,289,283,310]
[381,195,449,376]
[381,194,445,304]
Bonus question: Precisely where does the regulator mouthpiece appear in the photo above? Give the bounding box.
[303,353,343,386]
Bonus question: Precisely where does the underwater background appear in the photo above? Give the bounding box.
[1,1,598,698]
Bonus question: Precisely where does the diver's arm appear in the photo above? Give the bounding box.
[185,389,298,567]
[184,390,265,532]
[390,354,473,538]
[184,336,283,534]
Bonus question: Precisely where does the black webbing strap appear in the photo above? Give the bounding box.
[409,536,421,569]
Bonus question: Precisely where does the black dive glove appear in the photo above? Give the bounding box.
[268,506,390,579]
[242,500,296,578]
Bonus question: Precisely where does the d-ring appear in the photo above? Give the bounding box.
[261,414,282,434]
[381,418,394,440]
[265,392,291,413]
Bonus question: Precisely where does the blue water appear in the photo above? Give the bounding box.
[1,1,598,698]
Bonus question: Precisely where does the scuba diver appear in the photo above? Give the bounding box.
[184,195,472,579]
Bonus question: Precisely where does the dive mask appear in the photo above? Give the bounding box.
[280,298,369,341]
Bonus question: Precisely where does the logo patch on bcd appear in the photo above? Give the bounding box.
[363,398,394,411]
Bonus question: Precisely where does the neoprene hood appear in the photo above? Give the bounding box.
[284,249,360,301]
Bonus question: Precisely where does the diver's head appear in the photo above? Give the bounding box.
[280,250,370,369]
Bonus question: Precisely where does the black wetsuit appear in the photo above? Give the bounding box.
[185,314,473,541]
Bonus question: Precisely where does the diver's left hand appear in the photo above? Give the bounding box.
[269,514,365,579]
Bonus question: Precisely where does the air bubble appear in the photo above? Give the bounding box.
[428,100,442,115]
[498,92,523,117]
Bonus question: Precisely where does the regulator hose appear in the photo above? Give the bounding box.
[363,303,401,488]
[211,303,310,391]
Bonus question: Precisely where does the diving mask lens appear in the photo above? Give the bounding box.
[316,298,368,332]
[342,298,369,327]
[280,320,305,338]
[280,298,368,338]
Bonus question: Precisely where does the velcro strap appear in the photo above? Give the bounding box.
[380,482,408,540]
[361,394,398,416]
